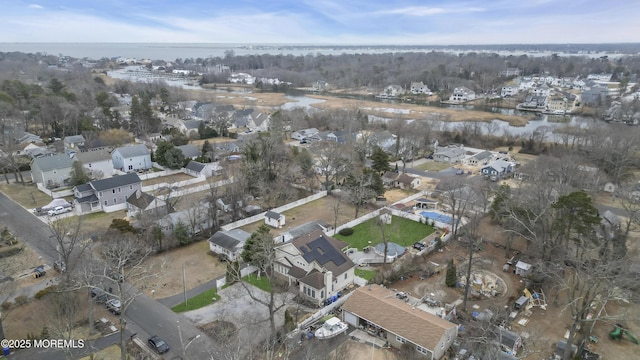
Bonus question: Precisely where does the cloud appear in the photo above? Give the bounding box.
[377,6,485,16]
[28,4,43,9]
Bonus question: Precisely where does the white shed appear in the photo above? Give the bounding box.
[264,210,285,228]
[515,261,532,277]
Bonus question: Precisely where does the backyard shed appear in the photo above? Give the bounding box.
[514,261,532,277]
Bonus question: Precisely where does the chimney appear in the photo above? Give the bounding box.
[135,189,141,199]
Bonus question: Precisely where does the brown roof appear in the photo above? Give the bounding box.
[300,269,324,289]
[342,285,457,351]
[291,230,354,276]
[395,172,416,185]
[126,190,156,210]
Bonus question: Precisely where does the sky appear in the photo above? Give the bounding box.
[0,0,639,44]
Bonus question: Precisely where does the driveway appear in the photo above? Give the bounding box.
[183,282,302,357]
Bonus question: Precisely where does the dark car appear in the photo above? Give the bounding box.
[413,242,426,251]
[148,335,170,354]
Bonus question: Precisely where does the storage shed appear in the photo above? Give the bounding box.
[514,261,532,277]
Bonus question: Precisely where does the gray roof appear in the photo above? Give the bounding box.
[75,183,92,192]
[472,150,492,161]
[285,220,330,241]
[300,270,324,290]
[185,161,206,172]
[113,144,150,158]
[292,232,354,276]
[63,135,85,144]
[176,144,200,159]
[181,120,202,130]
[74,147,113,163]
[31,153,74,172]
[91,173,141,191]
[76,194,98,203]
[209,229,251,251]
[126,191,157,209]
[265,210,282,220]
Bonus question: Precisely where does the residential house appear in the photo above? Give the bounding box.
[587,73,613,82]
[466,150,492,166]
[325,131,351,144]
[501,86,519,98]
[176,144,200,160]
[73,147,114,179]
[176,119,202,137]
[63,135,85,151]
[16,131,42,144]
[156,202,212,235]
[74,172,142,213]
[291,128,319,141]
[433,145,466,164]
[111,144,152,172]
[603,182,616,193]
[449,87,476,102]
[30,153,74,187]
[380,85,404,98]
[208,229,252,261]
[481,159,514,179]
[581,84,609,105]
[531,84,551,97]
[518,95,547,110]
[265,211,285,228]
[410,82,432,95]
[184,161,223,177]
[546,95,573,114]
[275,220,331,243]
[274,230,355,306]
[231,109,253,129]
[368,130,397,154]
[19,143,52,158]
[388,172,421,190]
[341,285,458,359]
[126,190,168,218]
[248,112,270,132]
[311,80,328,92]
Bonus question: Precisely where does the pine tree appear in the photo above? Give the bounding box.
[445,259,457,288]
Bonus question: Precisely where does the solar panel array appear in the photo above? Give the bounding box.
[301,236,347,266]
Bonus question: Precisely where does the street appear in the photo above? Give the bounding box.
[0,191,222,359]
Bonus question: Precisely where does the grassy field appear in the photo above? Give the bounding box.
[354,268,376,281]
[79,210,127,234]
[414,161,452,172]
[80,344,121,360]
[0,183,53,209]
[243,273,271,292]
[171,288,220,312]
[335,216,435,250]
[141,173,194,187]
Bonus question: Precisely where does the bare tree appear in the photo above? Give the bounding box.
[47,216,90,285]
[312,141,350,194]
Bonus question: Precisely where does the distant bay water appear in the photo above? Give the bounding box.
[0,42,631,62]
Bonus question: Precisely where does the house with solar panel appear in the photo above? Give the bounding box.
[274,230,355,306]
[208,229,252,261]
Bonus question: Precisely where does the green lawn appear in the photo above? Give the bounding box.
[414,161,452,172]
[354,269,376,281]
[335,216,434,250]
[171,288,220,312]
[243,273,272,292]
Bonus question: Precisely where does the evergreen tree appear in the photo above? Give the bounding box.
[69,161,90,186]
[445,259,457,288]
[370,146,391,173]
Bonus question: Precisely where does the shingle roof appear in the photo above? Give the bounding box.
[91,173,141,191]
[300,270,324,289]
[176,144,200,159]
[31,153,74,172]
[285,220,330,241]
[208,229,251,251]
[76,194,98,203]
[342,285,457,351]
[74,147,113,163]
[126,191,157,209]
[113,144,150,158]
[75,183,92,192]
[291,230,354,276]
[185,161,206,172]
[63,135,85,144]
[265,210,282,220]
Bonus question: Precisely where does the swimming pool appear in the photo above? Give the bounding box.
[421,211,453,224]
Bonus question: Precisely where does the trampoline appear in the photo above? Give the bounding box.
[421,211,453,224]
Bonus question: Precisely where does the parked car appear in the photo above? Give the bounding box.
[455,169,465,175]
[106,298,121,314]
[413,242,426,251]
[91,288,108,303]
[48,206,71,216]
[148,335,170,354]
[32,266,46,278]
[53,261,66,273]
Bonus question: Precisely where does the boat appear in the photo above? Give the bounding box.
[314,317,349,339]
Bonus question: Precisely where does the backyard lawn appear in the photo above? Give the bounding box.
[172,288,220,312]
[354,268,376,281]
[0,183,53,209]
[414,161,452,172]
[243,273,271,292]
[334,216,434,250]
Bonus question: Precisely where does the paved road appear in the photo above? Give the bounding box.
[0,191,221,360]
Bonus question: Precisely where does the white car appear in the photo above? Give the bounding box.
[48,206,71,216]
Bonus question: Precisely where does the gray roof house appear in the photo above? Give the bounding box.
[275,220,330,244]
[30,153,74,188]
[73,147,114,179]
[63,135,86,150]
[111,144,152,172]
[177,119,202,137]
[74,173,142,213]
[208,229,252,261]
[17,131,42,144]
[176,144,201,160]
[156,203,212,235]
[274,230,355,306]
[481,160,514,179]
[466,150,493,166]
[126,190,167,218]
[184,161,223,177]
[433,145,466,164]
[291,128,319,141]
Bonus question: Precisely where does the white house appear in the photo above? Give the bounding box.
[30,153,74,188]
[184,161,223,177]
[208,229,252,261]
[410,81,433,95]
[63,135,86,150]
[501,86,519,97]
[265,211,285,228]
[291,128,319,141]
[380,84,405,98]
[73,147,114,179]
[449,87,476,102]
[111,144,152,172]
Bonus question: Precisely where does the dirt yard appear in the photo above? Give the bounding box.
[140,240,226,299]
[141,173,195,187]
[387,217,640,359]
[331,340,399,360]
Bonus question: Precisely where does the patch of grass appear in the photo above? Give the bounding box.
[171,288,220,313]
[414,161,452,172]
[0,183,52,209]
[80,344,121,360]
[80,210,127,233]
[335,215,434,250]
[354,269,376,281]
[242,273,271,292]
